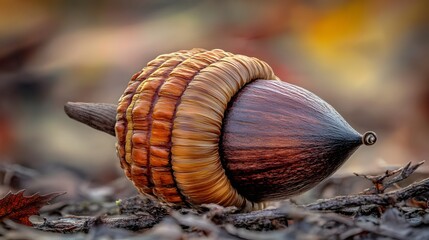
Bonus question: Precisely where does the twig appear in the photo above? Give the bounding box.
[304,177,429,211]
[36,214,160,233]
[355,161,425,194]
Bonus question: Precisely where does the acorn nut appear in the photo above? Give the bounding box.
[64,48,376,211]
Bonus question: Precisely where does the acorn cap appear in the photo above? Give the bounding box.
[115,49,277,210]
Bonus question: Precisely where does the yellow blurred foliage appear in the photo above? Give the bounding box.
[299,0,428,89]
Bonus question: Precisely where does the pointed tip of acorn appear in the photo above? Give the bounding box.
[362,131,377,146]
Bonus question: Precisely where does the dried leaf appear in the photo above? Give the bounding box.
[0,190,64,226]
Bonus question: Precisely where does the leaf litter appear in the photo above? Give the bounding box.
[0,161,429,239]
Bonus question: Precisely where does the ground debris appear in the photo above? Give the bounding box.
[1,161,429,239]
[355,161,425,194]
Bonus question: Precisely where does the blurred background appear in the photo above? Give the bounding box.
[0,0,428,201]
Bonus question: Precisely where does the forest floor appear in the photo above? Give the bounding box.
[0,161,428,240]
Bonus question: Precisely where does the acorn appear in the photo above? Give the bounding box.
[65,48,376,211]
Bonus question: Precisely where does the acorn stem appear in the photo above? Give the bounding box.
[362,131,377,146]
[64,102,117,136]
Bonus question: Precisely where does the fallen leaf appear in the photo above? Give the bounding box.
[0,190,64,226]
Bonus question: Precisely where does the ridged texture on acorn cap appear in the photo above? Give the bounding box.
[115,49,277,210]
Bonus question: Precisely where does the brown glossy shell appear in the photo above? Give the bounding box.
[221,80,362,202]
[115,49,277,210]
